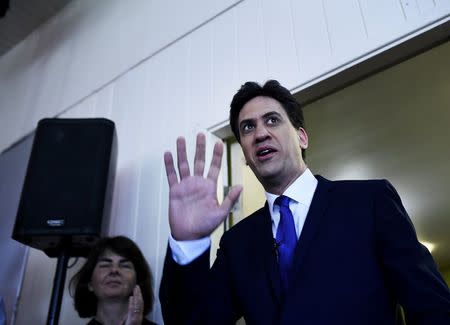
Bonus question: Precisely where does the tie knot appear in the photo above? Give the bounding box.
[275,195,290,208]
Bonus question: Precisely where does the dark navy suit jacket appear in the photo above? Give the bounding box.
[160,177,450,324]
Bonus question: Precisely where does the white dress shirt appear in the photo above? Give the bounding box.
[169,168,318,265]
[266,168,317,239]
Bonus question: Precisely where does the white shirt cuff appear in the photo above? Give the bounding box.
[168,234,211,265]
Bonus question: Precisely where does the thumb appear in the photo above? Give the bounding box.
[220,185,242,214]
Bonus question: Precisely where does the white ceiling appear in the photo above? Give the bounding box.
[0,0,72,57]
[303,42,450,269]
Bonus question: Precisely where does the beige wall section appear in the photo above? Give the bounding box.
[442,268,450,287]
[230,141,266,225]
[303,42,450,269]
[0,1,448,324]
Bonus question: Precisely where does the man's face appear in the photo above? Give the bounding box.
[237,96,308,193]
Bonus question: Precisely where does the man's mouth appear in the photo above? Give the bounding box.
[256,147,276,158]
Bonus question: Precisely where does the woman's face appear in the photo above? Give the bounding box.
[88,249,137,301]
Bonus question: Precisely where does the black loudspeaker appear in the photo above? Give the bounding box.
[12,118,117,257]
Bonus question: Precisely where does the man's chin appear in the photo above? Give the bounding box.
[254,168,280,184]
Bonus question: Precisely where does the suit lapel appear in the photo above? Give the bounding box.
[292,176,334,277]
[253,177,334,305]
[257,204,283,305]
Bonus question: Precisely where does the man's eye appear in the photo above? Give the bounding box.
[241,124,254,133]
[266,117,279,125]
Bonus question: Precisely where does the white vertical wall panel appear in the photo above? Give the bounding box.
[61,0,243,113]
[108,66,150,238]
[134,54,169,264]
[323,0,369,63]
[166,39,191,137]
[236,0,268,84]
[260,0,301,89]
[291,0,333,83]
[188,24,214,130]
[14,250,57,325]
[417,0,438,16]
[291,0,448,86]
[117,0,155,70]
[436,0,450,12]
[60,94,97,118]
[0,35,39,150]
[358,0,406,45]
[399,0,422,21]
[22,12,74,134]
[134,54,171,325]
[420,0,450,21]
[61,1,127,111]
[211,7,239,126]
[92,83,115,118]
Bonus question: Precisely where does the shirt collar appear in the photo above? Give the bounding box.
[265,168,318,213]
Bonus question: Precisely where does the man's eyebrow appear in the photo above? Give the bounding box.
[239,111,282,125]
[262,111,282,118]
[239,118,255,128]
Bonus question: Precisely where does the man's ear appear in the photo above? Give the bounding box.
[88,283,93,292]
[297,127,308,150]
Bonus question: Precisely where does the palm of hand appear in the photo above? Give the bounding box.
[169,175,224,240]
[164,134,242,241]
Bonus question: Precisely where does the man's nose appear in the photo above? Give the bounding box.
[254,124,270,142]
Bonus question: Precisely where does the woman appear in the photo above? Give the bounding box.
[70,236,157,325]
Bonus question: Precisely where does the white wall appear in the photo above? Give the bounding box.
[0,0,448,324]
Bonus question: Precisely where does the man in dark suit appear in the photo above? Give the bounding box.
[159,80,450,324]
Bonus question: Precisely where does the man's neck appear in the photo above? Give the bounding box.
[263,165,307,195]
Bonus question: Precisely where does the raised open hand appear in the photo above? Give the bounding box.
[164,133,242,241]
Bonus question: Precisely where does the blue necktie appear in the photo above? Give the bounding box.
[275,195,297,295]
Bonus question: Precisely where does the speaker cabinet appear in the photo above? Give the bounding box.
[12,118,117,257]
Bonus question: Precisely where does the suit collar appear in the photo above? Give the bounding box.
[265,168,318,211]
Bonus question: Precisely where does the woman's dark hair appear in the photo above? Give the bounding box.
[229,79,306,158]
[69,236,154,317]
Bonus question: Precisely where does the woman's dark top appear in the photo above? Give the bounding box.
[87,318,157,325]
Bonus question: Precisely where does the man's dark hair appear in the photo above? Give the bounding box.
[229,80,306,157]
[70,236,154,317]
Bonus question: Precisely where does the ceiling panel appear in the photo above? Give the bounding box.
[0,0,73,57]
